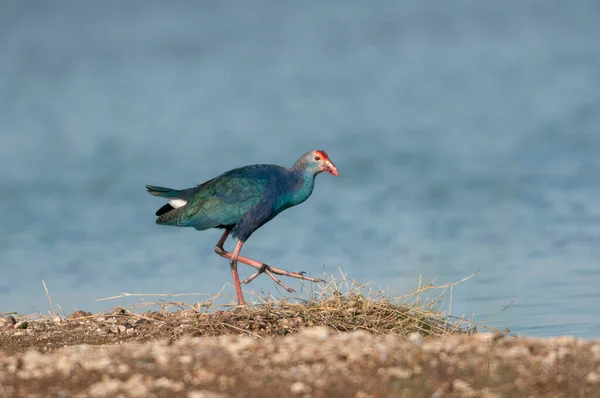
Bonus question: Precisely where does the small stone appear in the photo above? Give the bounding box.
[553,336,576,345]
[481,388,500,398]
[408,332,422,346]
[387,367,413,380]
[422,340,444,353]
[300,326,330,341]
[21,349,47,369]
[505,345,530,359]
[55,355,75,376]
[117,325,127,333]
[179,355,193,365]
[542,351,557,368]
[88,378,122,397]
[224,336,256,355]
[68,310,93,319]
[123,374,148,397]
[586,371,600,384]
[53,315,62,323]
[556,346,569,360]
[473,333,496,343]
[290,381,311,395]
[188,391,226,398]
[1,316,16,328]
[154,377,184,391]
[111,307,129,315]
[591,345,600,359]
[452,379,476,396]
[3,357,18,374]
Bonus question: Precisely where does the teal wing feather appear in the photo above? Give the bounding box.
[185,176,269,229]
[158,166,276,230]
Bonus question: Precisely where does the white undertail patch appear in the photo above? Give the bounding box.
[168,199,187,208]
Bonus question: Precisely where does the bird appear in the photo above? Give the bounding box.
[146,150,339,306]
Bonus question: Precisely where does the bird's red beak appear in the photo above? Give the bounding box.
[323,160,339,176]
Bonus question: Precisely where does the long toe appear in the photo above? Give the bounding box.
[292,273,325,283]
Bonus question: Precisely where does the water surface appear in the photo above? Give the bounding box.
[1,1,600,337]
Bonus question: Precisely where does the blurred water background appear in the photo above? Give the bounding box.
[1,1,600,337]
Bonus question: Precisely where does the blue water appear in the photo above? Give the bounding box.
[1,1,600,338]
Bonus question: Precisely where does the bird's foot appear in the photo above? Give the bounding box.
[286,270,325,284]
[240,263,325,294]
[240,264,268,285]
[240,264,295,293]
[284,271,325,284]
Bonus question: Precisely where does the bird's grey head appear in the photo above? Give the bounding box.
[294,150,339,176]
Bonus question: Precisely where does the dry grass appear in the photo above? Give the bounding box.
[91,268,492,339]
[2,269,501,353]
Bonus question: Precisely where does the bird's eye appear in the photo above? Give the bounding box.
[314,156,321,161]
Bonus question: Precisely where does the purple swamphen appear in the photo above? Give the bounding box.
[146,150,339,306]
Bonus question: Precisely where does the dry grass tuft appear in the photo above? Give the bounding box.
[93,268,491,339]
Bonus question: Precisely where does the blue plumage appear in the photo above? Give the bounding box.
[146,150,339,306]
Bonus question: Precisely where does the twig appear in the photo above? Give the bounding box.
[96,292,214,302]
[42,280,56,316]
[221,323,263,338]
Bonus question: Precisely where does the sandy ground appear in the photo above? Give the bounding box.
[1,310,600,397]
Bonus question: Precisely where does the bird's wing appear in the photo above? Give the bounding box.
[230,189,279,241]
[180,171,272,230]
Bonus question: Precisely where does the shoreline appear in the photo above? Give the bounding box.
[1,300,599,397]
[1,324,599,397]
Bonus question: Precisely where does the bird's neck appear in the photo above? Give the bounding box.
[296,168,316,196]
[282,167,316,207]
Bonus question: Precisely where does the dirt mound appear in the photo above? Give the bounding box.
[1,326,599,397]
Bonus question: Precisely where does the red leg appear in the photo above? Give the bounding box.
[215,230,230,249]
[229,241,246,306]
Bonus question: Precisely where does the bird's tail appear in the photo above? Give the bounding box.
[145,185,181,198]
[146,185,191,226]
[156,206,188,226]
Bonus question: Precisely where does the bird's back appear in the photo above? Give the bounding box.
[154,164,287,231]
